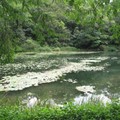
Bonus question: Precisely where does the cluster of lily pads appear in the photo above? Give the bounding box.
[0,59,67,78]
[0,56,109,91]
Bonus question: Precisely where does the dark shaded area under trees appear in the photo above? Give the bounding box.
[0,0,120,63]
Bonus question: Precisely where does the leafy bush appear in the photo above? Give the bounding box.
[0,24,15,64]
[20,39,40,52]
[38,46,52,52]
[59,46,79,51]
[0,102,120,120]
[71,27,112,50]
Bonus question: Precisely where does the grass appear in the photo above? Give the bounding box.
[17,45,80,53]
[0,101,120,120]
[15,39,80,53]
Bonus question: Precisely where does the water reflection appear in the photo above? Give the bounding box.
[74,93,111,106]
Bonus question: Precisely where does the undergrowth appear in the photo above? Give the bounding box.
[0,102,120,120]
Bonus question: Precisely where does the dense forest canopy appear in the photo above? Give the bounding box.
[0,0,120,63]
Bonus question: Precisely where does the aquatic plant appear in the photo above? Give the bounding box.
[0,56,108,91]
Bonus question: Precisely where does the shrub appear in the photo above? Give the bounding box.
[20,39,40,52]
[38,46,52,52]
[71,27,112,50]
[0,102,120,120]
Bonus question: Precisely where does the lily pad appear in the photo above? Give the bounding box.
[76,86,96,93]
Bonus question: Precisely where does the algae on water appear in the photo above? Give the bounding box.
[0,56,109,91]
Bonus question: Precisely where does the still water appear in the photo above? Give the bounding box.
[0,52,120,105]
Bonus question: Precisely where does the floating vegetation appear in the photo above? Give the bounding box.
[0,59,67,78]
[0,56,109,91]
[76,86,96,93]
[63,79,78,83]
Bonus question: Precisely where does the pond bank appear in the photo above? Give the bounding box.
[0,101,120,120]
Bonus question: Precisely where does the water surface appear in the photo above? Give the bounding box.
[0,52,120,105]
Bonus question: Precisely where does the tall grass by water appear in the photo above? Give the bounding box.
[0,101,120,120]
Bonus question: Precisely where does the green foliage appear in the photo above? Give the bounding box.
[59,46,79,51]
[66,0,120,47]
[38,46,52,52]
[20,39,40,52]
[71,26,112,50]
[0,23,15,64]
[0,39,14,64]
[0,0,120,63]
[110,24,120,44]
[0,102,120,120]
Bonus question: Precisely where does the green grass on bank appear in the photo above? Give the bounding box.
[16,46,80,53]
[15,39,119,53]
[15,39,79,53]
[0,102,120,120]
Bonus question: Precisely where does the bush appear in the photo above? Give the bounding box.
[20,39,40,52]
[0,102,120,120]
[38,46,52,52]
[0,24,15,64]
[60,46,79,51]
[71,27,112,50]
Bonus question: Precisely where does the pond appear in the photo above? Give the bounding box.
[0,51,120,106]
